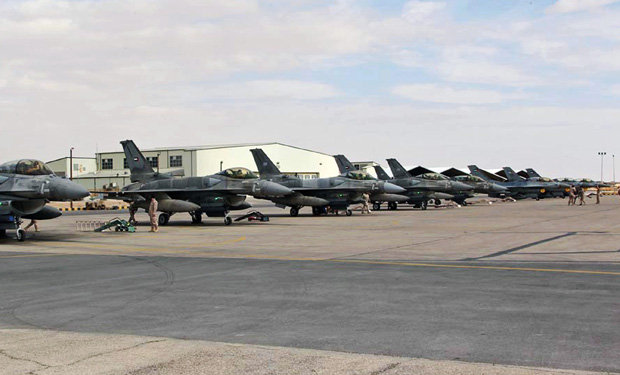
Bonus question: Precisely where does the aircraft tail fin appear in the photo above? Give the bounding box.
[526,168,541,178]
[468,165,488,181]
[374,166,392,181]
[250,149,281,178]
[333,155,355,174]
[386,158,411,179]
[503,167,524,182]
[120,140,155,182]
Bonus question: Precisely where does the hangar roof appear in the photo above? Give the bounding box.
[98,142,333,157]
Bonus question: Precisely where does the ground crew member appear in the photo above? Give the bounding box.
[596,185,601,204]
[568,185,575,206]
[24,219,38,232]
[578,186,586,206]
[149,197,158,232]
[361,193,371,214]
[129,206,137,225]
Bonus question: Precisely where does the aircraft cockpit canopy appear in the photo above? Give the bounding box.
[418,172,448,180]
[455,175,483,182]
[0,159,54,176]
[539,177,552,182]
[581,178,593,183]
[217,167,258,180]
[345,171,376,180]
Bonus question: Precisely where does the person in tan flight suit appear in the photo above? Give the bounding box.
[149,197,158,232]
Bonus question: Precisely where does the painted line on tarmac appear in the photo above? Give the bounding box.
[328,259,620,276]
[0,253,64,259]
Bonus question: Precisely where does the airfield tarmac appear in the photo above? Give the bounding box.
[0,197,619,374]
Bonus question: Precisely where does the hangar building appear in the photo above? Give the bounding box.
[50,143,341,191]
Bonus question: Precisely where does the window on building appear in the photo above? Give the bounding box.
[73,163,79,171]
[170,155,182,167]
[101,158,113,170]
[123,158,128,169]
[147,156,159,168]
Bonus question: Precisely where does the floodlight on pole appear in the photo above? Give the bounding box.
[598,152,606,182]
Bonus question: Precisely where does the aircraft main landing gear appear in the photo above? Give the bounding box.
[224,216,232,225]
[290,207,300,217]
[158,212,171,226]
[346,209,352,216]
[387,202,398,210]
[373,202,381,211]
[15,228,25,242]
[190,212,202,224]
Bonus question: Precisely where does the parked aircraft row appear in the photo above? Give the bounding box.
[0,140,603,240]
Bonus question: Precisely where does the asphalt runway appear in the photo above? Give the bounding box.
[0,254,618,372]
[0,198,619,373]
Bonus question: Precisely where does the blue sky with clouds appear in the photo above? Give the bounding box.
[1,0,619,178]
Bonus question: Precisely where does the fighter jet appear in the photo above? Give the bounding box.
[502,167,567,199]
[251,149,406,216]
[441,168,510,199]
[0,159,90,240]
[554,177,604,189]
[521,168,570,198]
[372,159,473,209]
[107,140,293,225]
[468,165,550,200]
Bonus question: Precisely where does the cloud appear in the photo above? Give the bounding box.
[546,0,620,14]
[392,84,506,104]
[199,80,340,101]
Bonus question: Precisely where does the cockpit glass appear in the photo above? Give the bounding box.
[218,167,258,179]
[346,171,375,180]
[540,177,552,182]
[456,175,483,182]
[0,160,54,175]
[419,173,447,180]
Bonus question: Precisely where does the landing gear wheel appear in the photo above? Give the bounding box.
[191,212,202,224]
[435,199,441,207]
[346,209,352,216]
[224,216,232,226]
[290,207,299,217]
[158,213,170,226]
[373,202,381,211]
[421,201,428,210]
[387,202,397,210]
[16,228,25,242]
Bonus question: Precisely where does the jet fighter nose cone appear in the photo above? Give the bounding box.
[259,181,293,197]
[383,182,406,194]
[48,178,90,201]
[452,181,474,191]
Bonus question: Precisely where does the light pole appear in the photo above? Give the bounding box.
[598,151,606,183]
[70,147,75,209]
[613,154,616,184]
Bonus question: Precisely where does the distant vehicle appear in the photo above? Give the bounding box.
[372,159,473,210]
[106,140,293,226]
[0,159,89,240]
[251,149,406,216]
[468,165,550,200]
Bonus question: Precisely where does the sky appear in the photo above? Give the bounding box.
[1,0,620,179]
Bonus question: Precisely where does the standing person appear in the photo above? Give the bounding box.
[148,197,158,232]
[596,185,601,204]
[128,205,137,225]
[578,186,586,206]
[24,219,38,232]
[361,193,371,214]
[568,185,575,206]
